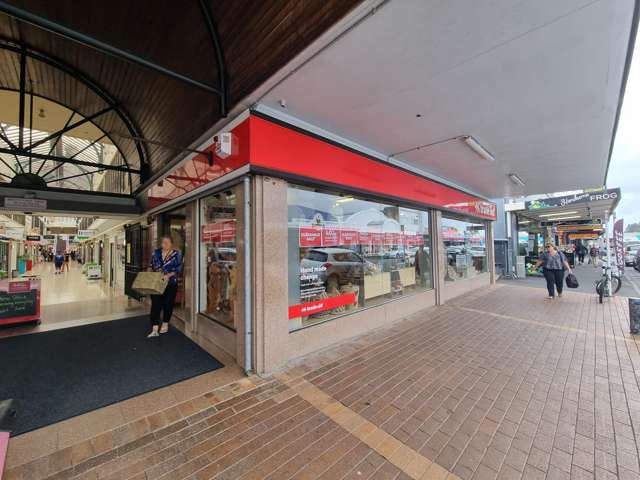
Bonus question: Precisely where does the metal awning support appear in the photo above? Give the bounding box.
[0,147,141,174]
[25,105,115,152]
[0,38,148,184]
[0,0,229,116]
[110,133,214,167]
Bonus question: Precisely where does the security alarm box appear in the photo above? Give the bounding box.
[214,132,235,158]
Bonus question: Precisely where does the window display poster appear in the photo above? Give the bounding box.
[339,229,359,245]
[321,227,340,247]
[299,226,323,247]
[299,264,327,301]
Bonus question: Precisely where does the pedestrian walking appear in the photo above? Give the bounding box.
[147,236,182,338]
[589,245,598,267]
[576,243,587,264]
[535,243,573,299]
[53,251,64,275]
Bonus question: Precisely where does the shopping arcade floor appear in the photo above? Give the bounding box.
[0,261,146,339]
[3,283,640,480]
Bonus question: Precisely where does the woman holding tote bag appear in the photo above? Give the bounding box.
[147,236,183,338]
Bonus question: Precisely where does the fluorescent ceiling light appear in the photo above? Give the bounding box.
[508,173,525,186]
[460,136,495,162]
[519,221,530,224]
[539,211,579,218]
[335,197,354,204]
[545,215,582,221]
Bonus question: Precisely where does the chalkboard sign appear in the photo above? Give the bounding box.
[630,298,640,334]
[0,290,37,319]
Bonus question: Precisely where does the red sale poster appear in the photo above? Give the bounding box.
[339,229,359,245]
[384,232,395,245]
[322,227,340,246]
[288,292,357,319]
[358,230,372,245]
[371,232,384,246]
[299,226,323,247]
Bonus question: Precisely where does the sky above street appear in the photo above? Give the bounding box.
[609,37,640,226]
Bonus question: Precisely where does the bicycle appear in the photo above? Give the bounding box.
[595,265,622,303]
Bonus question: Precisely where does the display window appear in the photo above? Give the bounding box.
[199,187,239,330]
[288,186,433,331]
[441,216,487,281]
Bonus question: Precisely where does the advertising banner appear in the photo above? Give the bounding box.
[321,227,340,247]
[288,292,357,319]
[339,229,359,245]
[614,219,624,273]
[299,226,323,247]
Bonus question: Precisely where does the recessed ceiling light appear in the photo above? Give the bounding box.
[539,211,579,218]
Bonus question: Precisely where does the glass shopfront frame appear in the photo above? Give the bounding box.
[198,184,241,331]
[287,185,434,331]
[441,215,488,281]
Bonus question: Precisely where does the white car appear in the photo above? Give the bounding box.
[625,244,640,266]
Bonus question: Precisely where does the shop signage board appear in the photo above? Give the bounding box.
[25,235,41,241]
[77,230,96,239]
[614,219,624,273]
[149,115,497,221]
[525,188,620,210]
[3,197,47,211]
[0,278,41,326]
[568,233,600,240]
[251,116,497,221]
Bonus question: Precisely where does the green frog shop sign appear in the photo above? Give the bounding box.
[525,188,620,210]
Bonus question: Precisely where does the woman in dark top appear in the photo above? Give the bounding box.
[535,244,573,299]
[148,236,183,338]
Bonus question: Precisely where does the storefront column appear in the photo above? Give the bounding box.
[252,175,289,374]
[431,210,445,306]
[487,221,496,285]
[183,202,196,332]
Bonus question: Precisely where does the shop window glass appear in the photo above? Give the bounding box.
[441,216,487,281]
[160,207,187,318]
[199,188,238,330]
[288,186,432,331]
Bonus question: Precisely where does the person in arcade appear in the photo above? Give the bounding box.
[147,236,183,338]
[53,251,64,275]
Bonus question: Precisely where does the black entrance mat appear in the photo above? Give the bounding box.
[0,316,224,435]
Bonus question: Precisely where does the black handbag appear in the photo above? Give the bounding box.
[565,273,579,289]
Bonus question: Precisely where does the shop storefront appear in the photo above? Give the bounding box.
[140,112,496,373]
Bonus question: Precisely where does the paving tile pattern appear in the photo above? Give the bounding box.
[4,285,640,479]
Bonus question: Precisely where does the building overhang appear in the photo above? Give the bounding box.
[254,0,638,198]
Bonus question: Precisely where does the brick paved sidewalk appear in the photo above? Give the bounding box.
[5,285,640,480]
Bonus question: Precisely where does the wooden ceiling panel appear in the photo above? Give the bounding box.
[0,0,362,182]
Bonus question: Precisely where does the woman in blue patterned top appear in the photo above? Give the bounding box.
[148,236,183,338]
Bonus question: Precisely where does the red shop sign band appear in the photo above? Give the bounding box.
[288,292,357,319]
